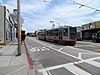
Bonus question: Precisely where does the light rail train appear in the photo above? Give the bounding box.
[37,26,77,45]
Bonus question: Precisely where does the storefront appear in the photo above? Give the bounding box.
[82,28,100,40]
[82,21,100,40]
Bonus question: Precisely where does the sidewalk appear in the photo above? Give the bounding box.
[0,45,3,49]
[0,41,35,75]
[77,41,100,45]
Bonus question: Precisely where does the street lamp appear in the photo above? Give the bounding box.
[50,21,55,29]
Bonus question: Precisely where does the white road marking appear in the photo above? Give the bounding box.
[49,45,54,47]
[75,45,92,47]
[39,62,73,72]
[47,71,52,75]
[40,69,54,75]
[39,63,75,73]
[40,69,49,75]
[29,37,100,61]
[78,52,100,59]
[86,60,100,68]
[44,43,54,46]
[75,45,95,48]
[39,62,91,75]
[65,46,93,53]
[80,53,100,55]
[75,46,82,47]
[39,57,100,75]
[29,37,100,74]
[78,53,82,59]
[30,46,50,52]
[74,57,100,64]
[30,38,83,60]
[87,56,100,61]
[30,47,40,52]
[39,63,66,72]
[64,63,91,75]
[36,63,52,75]
[58,47,64,51]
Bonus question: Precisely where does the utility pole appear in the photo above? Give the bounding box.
[58,22,60,27]
[17,0,21,56]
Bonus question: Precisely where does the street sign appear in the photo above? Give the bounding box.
[10,14,24,25]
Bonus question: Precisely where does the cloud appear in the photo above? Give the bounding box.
[22,16,53,32]
[1,0,100,32]
[20,0,52,15]
[48,0,100,25]
[2,0,17,13]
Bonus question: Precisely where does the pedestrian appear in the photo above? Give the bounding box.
[92,35,96,42]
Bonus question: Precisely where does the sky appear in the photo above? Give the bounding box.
[0,0,100,32]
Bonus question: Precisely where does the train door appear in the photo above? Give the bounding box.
[63,28,69,40]
[58,28,63,40]
[43,29,46,40]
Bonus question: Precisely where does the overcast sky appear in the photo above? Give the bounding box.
[0,0,100,32]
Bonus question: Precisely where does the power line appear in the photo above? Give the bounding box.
[41,0,100,23]
[43,0,98,11]
[42,0,98,11]
[60,0,100,18]
[73,1,100,11]
[63,7,79,15]
[73,0,95,5]
[57,0,99,25]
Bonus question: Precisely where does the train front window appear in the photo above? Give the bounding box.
[70,27,77,39]
[70,27,76,33]
[63,28,68,36]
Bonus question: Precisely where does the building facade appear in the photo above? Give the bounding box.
[0,6,16,45]
[82,21,100,40]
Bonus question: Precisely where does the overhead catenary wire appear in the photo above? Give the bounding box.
[57,0,99,26]
[39,0,100,26]
[73,0,100,11]
[58,0,100,18]
[42,0,100,14]
[73,0,95,5]
[64,0,100,16]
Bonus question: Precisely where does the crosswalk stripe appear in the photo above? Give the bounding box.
[85,60,100,68]
[64,63,91,75]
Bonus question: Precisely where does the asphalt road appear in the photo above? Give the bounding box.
[25,37,100,75]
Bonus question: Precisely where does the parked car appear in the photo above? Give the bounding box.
[92,32,100,43]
